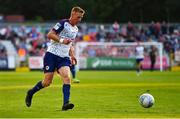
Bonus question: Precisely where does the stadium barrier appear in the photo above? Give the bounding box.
[80,56,168,70]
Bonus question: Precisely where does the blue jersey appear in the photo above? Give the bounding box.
[47,19,78,57]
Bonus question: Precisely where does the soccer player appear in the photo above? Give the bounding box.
[25,6,85,111]
[69,46,80,83]
[149,46,157,71]
[135,42,144,76]
[70,65,80,83]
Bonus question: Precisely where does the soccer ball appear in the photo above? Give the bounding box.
[139,93,155,108]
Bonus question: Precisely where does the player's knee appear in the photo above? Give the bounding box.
[42,79,52,87]
[61,72,70,79]
[62,75,71,84]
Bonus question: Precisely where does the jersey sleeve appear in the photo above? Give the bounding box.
[52,20,65,34]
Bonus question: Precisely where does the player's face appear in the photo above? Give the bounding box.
[71,12,84,25]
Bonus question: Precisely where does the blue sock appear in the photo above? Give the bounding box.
[30,81,44,95]
[63,84,70,105]
[70,65,76,79]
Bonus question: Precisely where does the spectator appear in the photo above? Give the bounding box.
[149,46,157,71]
[112,21,119,33]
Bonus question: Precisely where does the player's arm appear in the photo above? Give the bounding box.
[47,30,72,45]
[69,46,77,65]
[47,21,72,44]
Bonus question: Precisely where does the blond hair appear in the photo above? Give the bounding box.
[71,6,85,15]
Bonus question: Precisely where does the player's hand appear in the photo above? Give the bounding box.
[71,56,77,65]
[63,39,72,45]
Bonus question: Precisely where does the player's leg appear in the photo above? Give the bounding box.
[25,52,55,107]
[136,59,140,75]
[58,66,74,110]
[70,65,80,83]
[139,61,143,73]
[136,59,143,76]
[25,73,54,107]
[150,58,155,71]
[70,65,76,79]
[150,59,153,71]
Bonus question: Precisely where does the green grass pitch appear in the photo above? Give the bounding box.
[0,71,180,118]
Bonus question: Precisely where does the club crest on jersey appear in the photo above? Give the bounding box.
[54,23,61,30]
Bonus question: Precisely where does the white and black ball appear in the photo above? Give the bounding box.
[139,93,155,108]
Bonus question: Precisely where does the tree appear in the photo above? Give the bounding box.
[0,0,179,22]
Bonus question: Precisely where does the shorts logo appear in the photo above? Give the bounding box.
[45,66,49,70]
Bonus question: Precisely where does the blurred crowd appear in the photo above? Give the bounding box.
[0,21,179,58]
[81,45,140,58]
[0,42,7,58]
[0,25,48,57]
[77,21,180,54]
